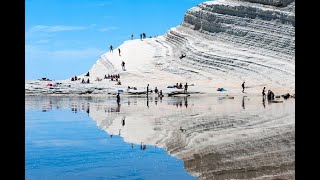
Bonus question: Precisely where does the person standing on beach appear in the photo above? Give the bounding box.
[131,34,133,40]
[242,82,245,93]
[118,48,121,56]
[117,93,120,103]
[184,83,188,93]
[147,84,149,96]
[110,45,113,53]
[140,34,142,40]
[262,87,266,97]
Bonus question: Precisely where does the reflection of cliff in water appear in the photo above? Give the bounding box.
[25,95,295,179]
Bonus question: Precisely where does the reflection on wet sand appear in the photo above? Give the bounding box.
[26,95,295,179]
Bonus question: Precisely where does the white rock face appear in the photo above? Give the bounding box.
[26,0,295,96]
[165,0,294,92]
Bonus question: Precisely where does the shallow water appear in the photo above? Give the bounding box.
[26,95,295,179]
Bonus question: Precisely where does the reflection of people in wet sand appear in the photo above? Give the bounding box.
[122,117,125,127]
[155,97,158,105]
[262,96,266,108]
[131,143,134,149]
[242,96,245,109]
[119,129,121,135]
[147,98,149,108]
[184,97,188,108]
[110,134,113,138]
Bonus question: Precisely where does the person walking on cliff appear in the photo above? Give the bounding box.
[242,82,245,93]
[110,45,113,53]
[121,61,126,70]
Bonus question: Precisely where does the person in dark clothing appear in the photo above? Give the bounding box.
[179,54,186,59]
[110,45,113,53]
[121,61,126,70]
[262,87,266,97]
[184,83,188,93]
[87,79,90,84]
[71,77,74,81]
[122,117,125,127]
[85,72,90,76]
[147,84,149,96]
[179,83,183,89]
[116,93,120,103]
[131,34,133,40]
[104,74,107,79]
[241,82,245,93]
[159,90,163,97]
[140,34,142,40]
[154,87,158,94]
[118,48,121,56]
[267,90,275,101]
[75,76,78,80]
[82,79,85,83]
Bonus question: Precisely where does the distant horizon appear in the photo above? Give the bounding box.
[26,0,207,80]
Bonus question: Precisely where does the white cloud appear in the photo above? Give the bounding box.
[30,25,87,32]
[98,26,118,32]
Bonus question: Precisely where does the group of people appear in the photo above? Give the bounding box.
[70,76,79,81]
[109,45,121,56]
[140,33,147,40]
[146,84,163,97]
[81,78,90,84]
[173,83,188,93]
[262,87,275,101]
[105,74,120,80]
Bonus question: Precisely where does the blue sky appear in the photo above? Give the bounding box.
[26,0,207,80]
